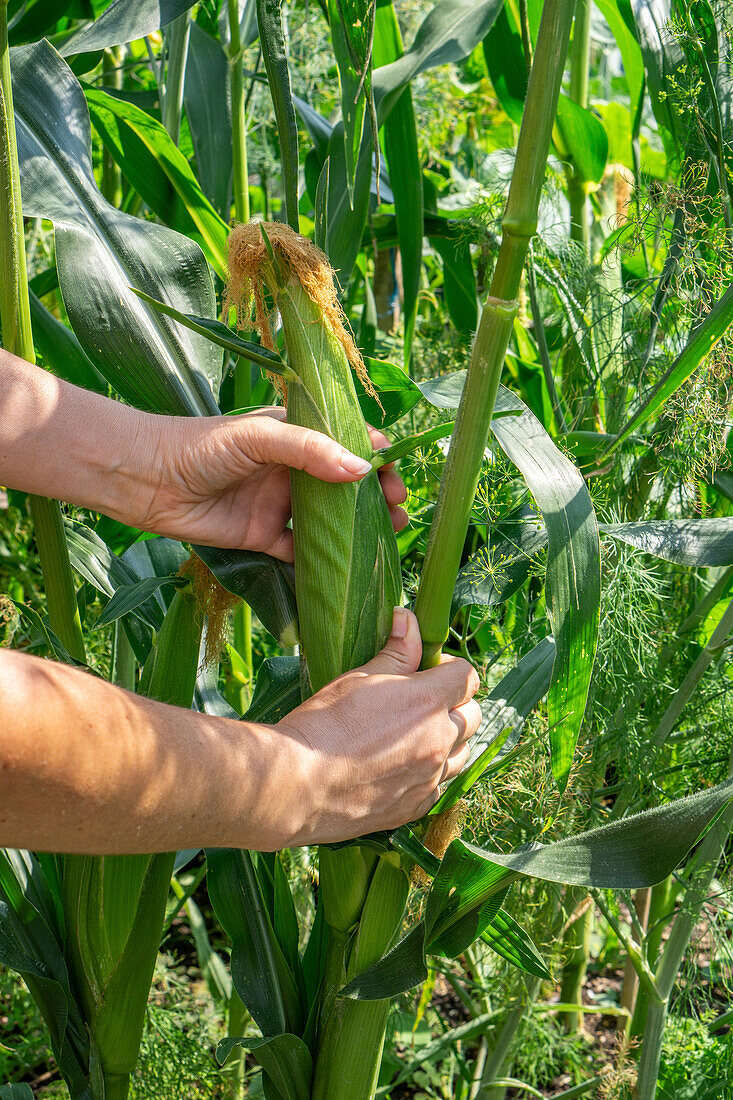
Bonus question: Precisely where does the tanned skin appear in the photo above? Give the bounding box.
[0,353,481,853]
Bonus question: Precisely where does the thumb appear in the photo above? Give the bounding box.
[249,417,374,482]
[363,607,422,676]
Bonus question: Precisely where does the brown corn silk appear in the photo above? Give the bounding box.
[226,222,402,694]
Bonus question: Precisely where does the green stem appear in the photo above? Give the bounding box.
[559,889,593,1033]
[413,0,577,666]
[102,47,123,205]
[228,0,251,225]
[228,0,254,710]
[225,991,249,1099]
[568,0,591,250]
[162,11,191,145]
[28,498,86,662]
[519,0,533,74]
[0,2,33,359]
[113,621,136,690]
[102,1073,130,1100]
[414,298,516,665]
[0,0,86,664]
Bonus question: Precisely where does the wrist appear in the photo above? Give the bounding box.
[220,719,317,850]
[96,406,167,529]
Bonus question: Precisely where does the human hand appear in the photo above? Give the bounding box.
[275,608,482,845]
[134,408,407,559]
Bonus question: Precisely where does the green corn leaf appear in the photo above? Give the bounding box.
[184,22,233,218]
[554,95,609,185]
[7,0,74,46]
[430,234,479,335]
[29,291,107,396]
[325,121,374,281]
[315,156,330,252]
[356,356,423,427]
[346,776,733,1000]
[84,86,229,279]
[61,592,202,1081]
[272,855,302,979]
[370,421,456,470]
[601,519,733,567]
[207,848,304,1038]
[80,853,178,1075]
[217,1034,313,1100]
[64,521,163,662]
[257,0,299,231]
[244,656,302,724]
[0,1085,35,1100]
[329,0,369,204]
[94,575,184,630]
[373,0,504,119]
[481,907,552,979]
[0,854,92,1098]
[492,395,601,793]
[59,0,198,55]
[630,0,685,162]
[11,602,89,669]
[482,2,528,124]
[373,0,423,368]
[594,0,644,116]
[193,546,299,648]
[12,41,222,417]
[130,289,294,376]
[418,373,524,413]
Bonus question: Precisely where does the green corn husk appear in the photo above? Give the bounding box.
[226,222,402,696]
[227,223,408,1099]
[284,283,402,694]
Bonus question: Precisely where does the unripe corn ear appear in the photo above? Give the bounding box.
[226,222,401,694]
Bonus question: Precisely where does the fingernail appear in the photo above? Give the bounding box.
[341,450,373,476]
[391,606,408,639]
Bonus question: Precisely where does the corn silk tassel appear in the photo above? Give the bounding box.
[227,222,409,1099]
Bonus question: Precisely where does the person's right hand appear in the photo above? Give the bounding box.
[277,608,482,845]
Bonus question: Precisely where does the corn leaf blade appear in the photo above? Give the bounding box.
[12,41,222,417]
[492,396,601,793]
[59,0,198,54]
[84,85,229,279]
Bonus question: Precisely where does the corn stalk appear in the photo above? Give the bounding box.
[413,0,578,667]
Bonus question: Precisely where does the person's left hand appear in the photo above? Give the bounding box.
[134,407,407,560]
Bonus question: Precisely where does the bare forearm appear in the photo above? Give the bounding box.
[0,350,159,522]
[0,649,309,853]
